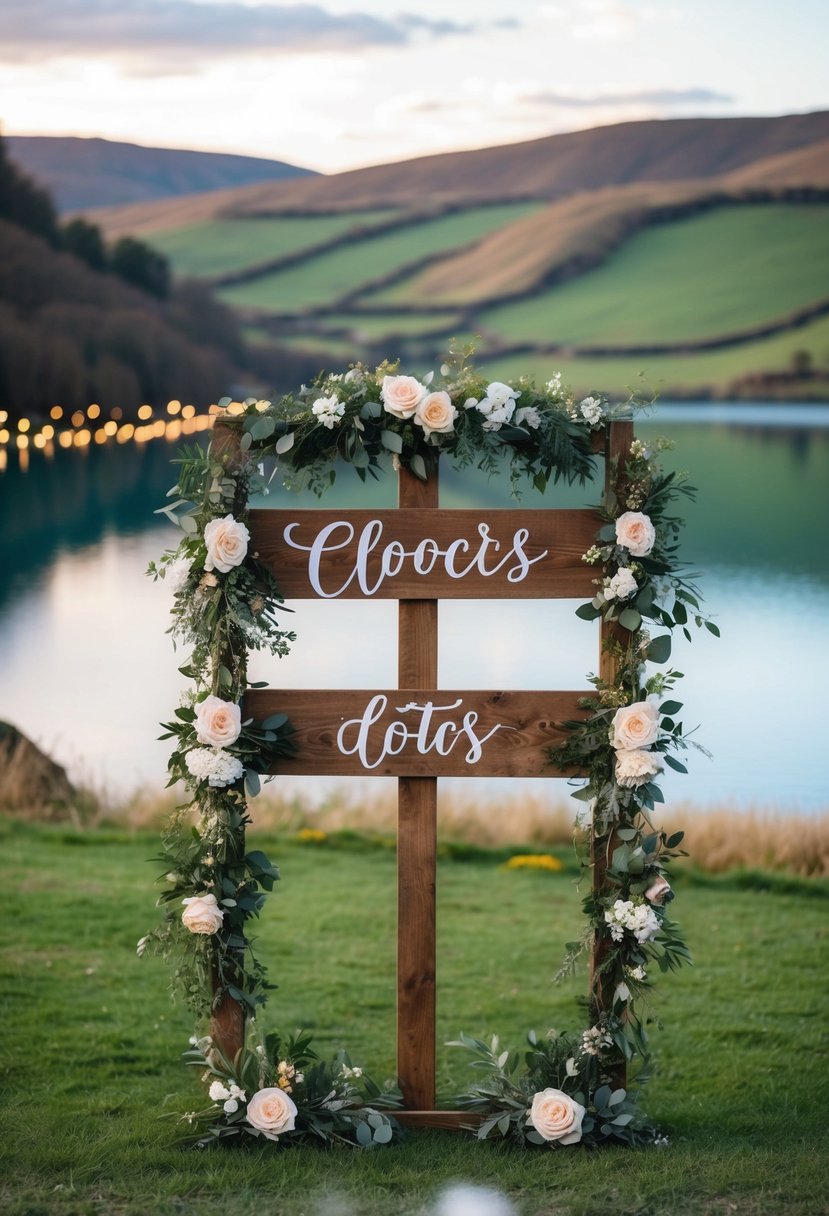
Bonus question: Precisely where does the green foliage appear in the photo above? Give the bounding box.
[110,235,171,299]
[61,216,108,271]
[0,132,58,244]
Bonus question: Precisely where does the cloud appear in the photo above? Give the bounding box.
[524,87,735,108]
[0,0,479,66]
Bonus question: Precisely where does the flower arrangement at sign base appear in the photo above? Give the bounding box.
[141,343,716,1149]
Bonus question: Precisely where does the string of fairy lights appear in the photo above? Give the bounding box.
[0,399,236,472]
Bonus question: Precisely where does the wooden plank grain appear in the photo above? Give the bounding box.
[248,507,598,599]
[245,688,590,778]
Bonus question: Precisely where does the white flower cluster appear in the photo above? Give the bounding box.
[628,965,647,981]
[579,396,604,426]
[165,555,192,596]
[545,372,563,393]
[475,381,520,431]
[185,747,244,788]
[209,1079,247,1114]
[604,898,660,944]
[604,566,638,601]
[311,393,345,429]
[580,1023,613,1057]
[340,1064,363,1081]
[515,405,541,429]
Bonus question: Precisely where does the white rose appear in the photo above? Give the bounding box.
[645,875,673,905]
[615,511,656,558]
[605,567,638,601]
[246,1087,298,1140]
[612,698,660,751]
[615,748,663,787]
[484,381,520,410]
[414,390,457,437]
[527,1088,585,1145]
[209,1080,231,1102]
[181,893,224,935]
[195,696,242,748]
[515,405,541,429]
[381,374,427,419]
[203,514,250,573]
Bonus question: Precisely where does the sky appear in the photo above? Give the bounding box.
[2,0,828,174]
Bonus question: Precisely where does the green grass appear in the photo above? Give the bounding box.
[480,312,829,397]
[216,204,542,313]
[144,212,399,279]
[318,311,463,338]
[2,819,827,1215]
[478,205,829,346]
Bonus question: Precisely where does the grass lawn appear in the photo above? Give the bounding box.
[2,818,827,1215]
[144,212,399,280]
[480,313,829,397]
[216,204,541,313]
[478,205,829,346]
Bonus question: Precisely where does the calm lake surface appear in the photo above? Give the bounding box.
[2,402,827,812]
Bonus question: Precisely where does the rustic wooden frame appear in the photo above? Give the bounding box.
[210,421,632,1125]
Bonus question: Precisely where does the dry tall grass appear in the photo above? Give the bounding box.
[62,782,829,879]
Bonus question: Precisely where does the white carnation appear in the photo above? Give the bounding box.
[579,396,604,425]
[209,1081,231,1102]
[165,556,192,595]
[615,748,663,788]
[605,567,638,601]
[185,747,244,788]
[311,393,345,430]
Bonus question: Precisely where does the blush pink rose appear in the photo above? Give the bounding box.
[195,695,242,748]
[181,893,224,935]
[414,390,457,437]
[615,511,655,557]
[612,698,660,751]
[381,374,427,419]
[246,1087,298,1140]
[203,514,250,573]
[527,1088,585,1145]
[645,875,673,905]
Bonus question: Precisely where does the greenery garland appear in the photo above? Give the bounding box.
[142,345,716,1150]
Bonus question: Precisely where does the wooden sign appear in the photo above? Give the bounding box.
[249,508,598,599]
[246,688,590,778]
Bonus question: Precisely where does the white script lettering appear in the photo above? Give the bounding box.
[282,519,548,598]
[335,695,508,770]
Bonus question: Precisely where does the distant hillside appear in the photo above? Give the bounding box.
[88,111,829,235]
[5,136,317,213]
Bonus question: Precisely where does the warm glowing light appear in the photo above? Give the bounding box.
[255,399,271,413]
[134,424,151,444]
[71,410,85,427]
[58,431,73,449]
[18,418,31,433]
[0,410,7,424]
[19,447,29,472]
[166,399,182,415]
[34,433,47,449]
[152,419,166,438]
[74,429,91,448]
[16,434,29,449]
[41,424,55,440]
[208,403,221,415]
[117,423,135,443]
[110,406,123,421]
[226,401,245,416]
[181,404,196,419]
[138,404,153,421]
[94,427,108,445]
[87,403,101,420]
[0,449,6,471]
[196,414,211,431]
[104,420,118,436]
[50,405,64,420]
[165,420,183,441]
[0,429,9,445]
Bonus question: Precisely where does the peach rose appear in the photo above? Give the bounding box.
[527,1088,585,1145]
[414,390,457,437]
[181,893,224,935]
[615,511,655,557]
[381,374,427,419]
[195,695,242,748]
[203,514,250,573]
[612,698,660,751]
[246,1087,298,1140]
[645,875,673,905]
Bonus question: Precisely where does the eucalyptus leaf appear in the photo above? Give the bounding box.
[380,429,403,454]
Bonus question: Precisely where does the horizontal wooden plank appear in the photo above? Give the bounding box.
[394,1110,484,1130]
[249,508,599,600]
[246,688,589,778]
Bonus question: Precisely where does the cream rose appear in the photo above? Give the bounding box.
[645,875,673,905]
[195,695,242,748]
[612,698,660,751]
[615,747,662,788]
[414,390,457,437]
[615,511,656,557]
[246,1087,298,1140]
[181,893,224,935]
[381,374,427,419]
[203,514,250,573]
[527,1088,585,1145]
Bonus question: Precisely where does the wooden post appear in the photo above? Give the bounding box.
[592,420,633,1086]
[396,460,439,1110]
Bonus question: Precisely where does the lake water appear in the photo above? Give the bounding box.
[2,403,827,812]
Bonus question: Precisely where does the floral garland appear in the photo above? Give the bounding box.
[142,345,715,1149]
